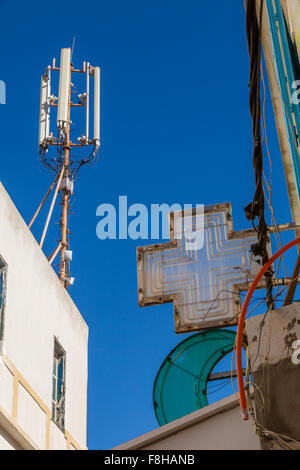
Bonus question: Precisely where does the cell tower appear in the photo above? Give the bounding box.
[29,47,100,289]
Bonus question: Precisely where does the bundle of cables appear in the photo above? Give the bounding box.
[244,0,274,308]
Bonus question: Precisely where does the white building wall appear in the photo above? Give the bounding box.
[17,384,46,450]
[0,182,89,449]
[50,421,68,450]
[115,395,260,451]
[0,360,13,415]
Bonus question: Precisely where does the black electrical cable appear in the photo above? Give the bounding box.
[244,0,274,309]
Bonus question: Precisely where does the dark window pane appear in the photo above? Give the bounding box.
[52,339,66,432]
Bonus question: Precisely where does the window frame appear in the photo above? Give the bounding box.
[52,338,66,432]
[0,256,7,343]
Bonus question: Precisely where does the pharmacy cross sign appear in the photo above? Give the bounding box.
[137,202,271,333]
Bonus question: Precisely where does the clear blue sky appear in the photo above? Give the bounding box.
[0,0,295,449]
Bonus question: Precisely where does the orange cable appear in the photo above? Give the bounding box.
[236,237,300,420]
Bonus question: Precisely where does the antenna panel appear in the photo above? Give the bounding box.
[57,48,71,126]
[85,62,90,142]
[45,67,51,139]
[39,73,50,148]
[94,66,100,146]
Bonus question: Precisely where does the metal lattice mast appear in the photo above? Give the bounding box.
[30,47,100,289]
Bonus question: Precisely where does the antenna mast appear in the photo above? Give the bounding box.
[59,55,72,286]
[34,47,101,289]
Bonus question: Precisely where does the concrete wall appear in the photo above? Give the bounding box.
[246,304,300,449]
[0,182,88,449]
[115,395,260,450]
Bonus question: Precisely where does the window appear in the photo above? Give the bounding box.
[0,257,7,341]
[52,339,66,431]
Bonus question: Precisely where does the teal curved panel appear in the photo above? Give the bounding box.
[153,329,236,426]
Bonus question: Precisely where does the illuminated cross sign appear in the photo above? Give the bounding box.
[137,203,270,333]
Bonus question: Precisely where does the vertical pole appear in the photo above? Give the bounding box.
[257,0,300,237]
[59,65,71,288]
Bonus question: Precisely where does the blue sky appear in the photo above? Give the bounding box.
[0,0,296,449]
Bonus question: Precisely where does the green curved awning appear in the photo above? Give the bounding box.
[153,329,236,426]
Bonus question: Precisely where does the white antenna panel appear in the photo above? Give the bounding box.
[46,67,51,138]
[85,62,90,142]
[38,68,51,149]
[94,66,100,146]
[57,48,71,127]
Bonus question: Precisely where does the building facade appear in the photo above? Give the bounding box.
[0,182,88,450]
[115,394,260,451]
